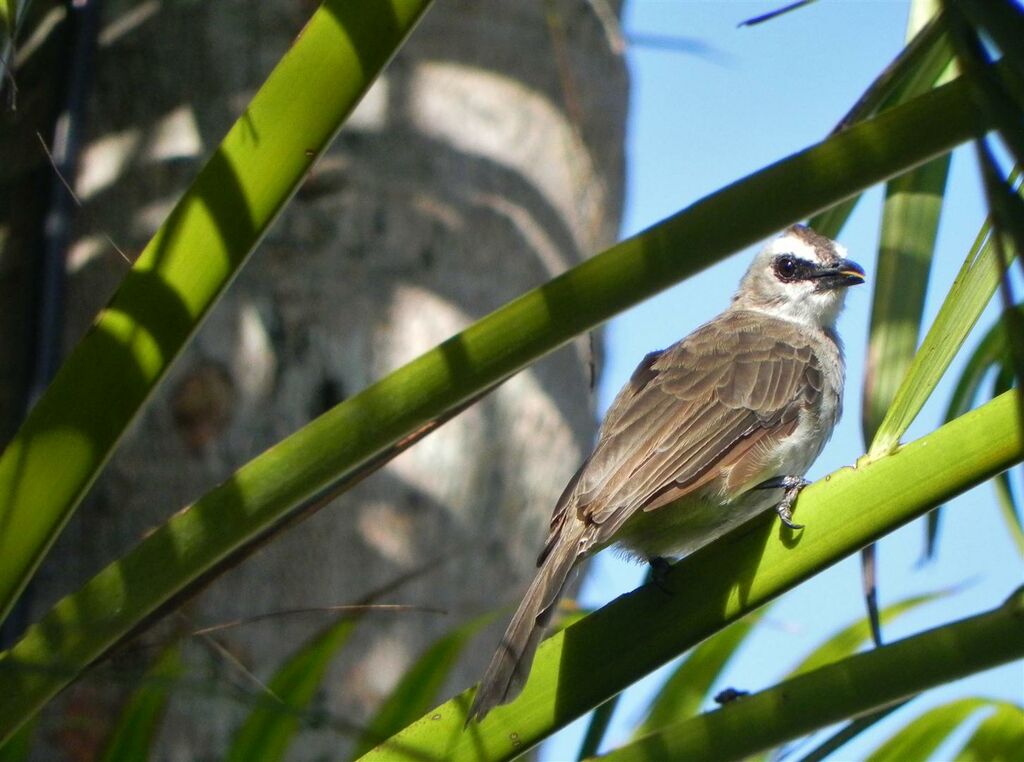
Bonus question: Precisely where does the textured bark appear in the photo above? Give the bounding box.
[14,0,627,757]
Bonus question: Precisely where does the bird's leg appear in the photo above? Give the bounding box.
[647,556,673,594]
[755,475,810,530]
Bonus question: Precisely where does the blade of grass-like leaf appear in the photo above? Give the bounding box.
[0,719,32,762]
[351,612,497,759]
[0,0,22,58]
[355,392,1024,761]
[809,8,954,238]
[928,308,1024,557]
[630,609,768,740]
[991,365,1024,555]
[955,701,1024,761]
[858,2,954,639]
[864,696,991,762]
[975,145,1024,386]
[943,0,1024,170]
[576,698,619,760]
[867,172,1021,458]
[955,0,1024,109]
[958,0,1024,65]
[0,66,999,746]
[786,588,954,678]
[0,0,434,628]
[991,468,1023,555]
[972,151,1024,568]
[224,558,446,762]
[591,594,1024,762]
[224,616,360,762]
[829,9,950,137]
[0,0,14,102]
[943,307,1021,420]
[577,565,663,758]
[862,158,950,443]
[864,0,950,446]
[794,703,905,762]
[97,645,182,762]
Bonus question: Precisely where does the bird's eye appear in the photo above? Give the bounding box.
[774,255,797,280]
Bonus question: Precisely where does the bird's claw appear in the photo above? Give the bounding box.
[756,475,810,530]
[776,499,804,530]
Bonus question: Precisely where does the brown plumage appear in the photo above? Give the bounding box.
[467,225,864,722]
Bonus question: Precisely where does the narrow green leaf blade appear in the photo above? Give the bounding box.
[0,65,1003,745]
[862,155,950,443]
[0,66,997,747]
[868,181,1020,457]
[973,149,1024,392]
[866,74,956,639]
[956,0,1024,79]
[927,306,1024,558]
[990,365,1024,555]
[358,392,1024,761]
[0,0,434,628]
[632,608,767,739]
[576,697,620,760]
[590,595,1024,762]
[809,6,954,238]
[225,616,360,762]
[943,307,1018,421]
[786,589,953,678]
[864,0,952,448]
[864,697,990,762]
[795,703,905,762]
[0,0,16,38]
[944,1,1024,168]
[98,645,183,762]
[351,613,496,759]
[0,718,33,762]
[991,468,1024,556]
[956,701,1024,762]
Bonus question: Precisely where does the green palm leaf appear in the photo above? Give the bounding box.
[224,616,360,762]
[589,594,1024,762]
[865,697,992,762]
[351,612,497,759]
[0,66,994,747]
[955,701,1024,762]
[631,609,767,739]
[357,391,1023,760]
[97,645,183,762]
[0,0,433,628]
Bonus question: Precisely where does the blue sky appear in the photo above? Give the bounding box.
[542,2,1023,759]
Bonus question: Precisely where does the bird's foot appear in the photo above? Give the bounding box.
[755,475,810,530]
[647,556,673,594]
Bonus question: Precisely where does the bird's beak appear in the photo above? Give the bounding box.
[813,258,866,290]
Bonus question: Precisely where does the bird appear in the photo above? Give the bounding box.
[466,224,865,723]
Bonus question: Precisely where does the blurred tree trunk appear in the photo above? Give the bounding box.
[4,0,627,757]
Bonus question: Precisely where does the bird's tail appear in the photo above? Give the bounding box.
[466,537,579,723]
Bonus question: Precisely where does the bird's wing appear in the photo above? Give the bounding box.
[555,311,823,550]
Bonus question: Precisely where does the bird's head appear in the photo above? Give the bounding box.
[733,224,865,329]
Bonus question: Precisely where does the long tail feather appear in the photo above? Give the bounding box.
[466,539,578,723]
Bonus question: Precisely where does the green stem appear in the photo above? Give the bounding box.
[358,391,1023,761]
[0,0,433,627]
[596,589,1024,761]
[0,66,1002,745]
[577,697,620,760]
